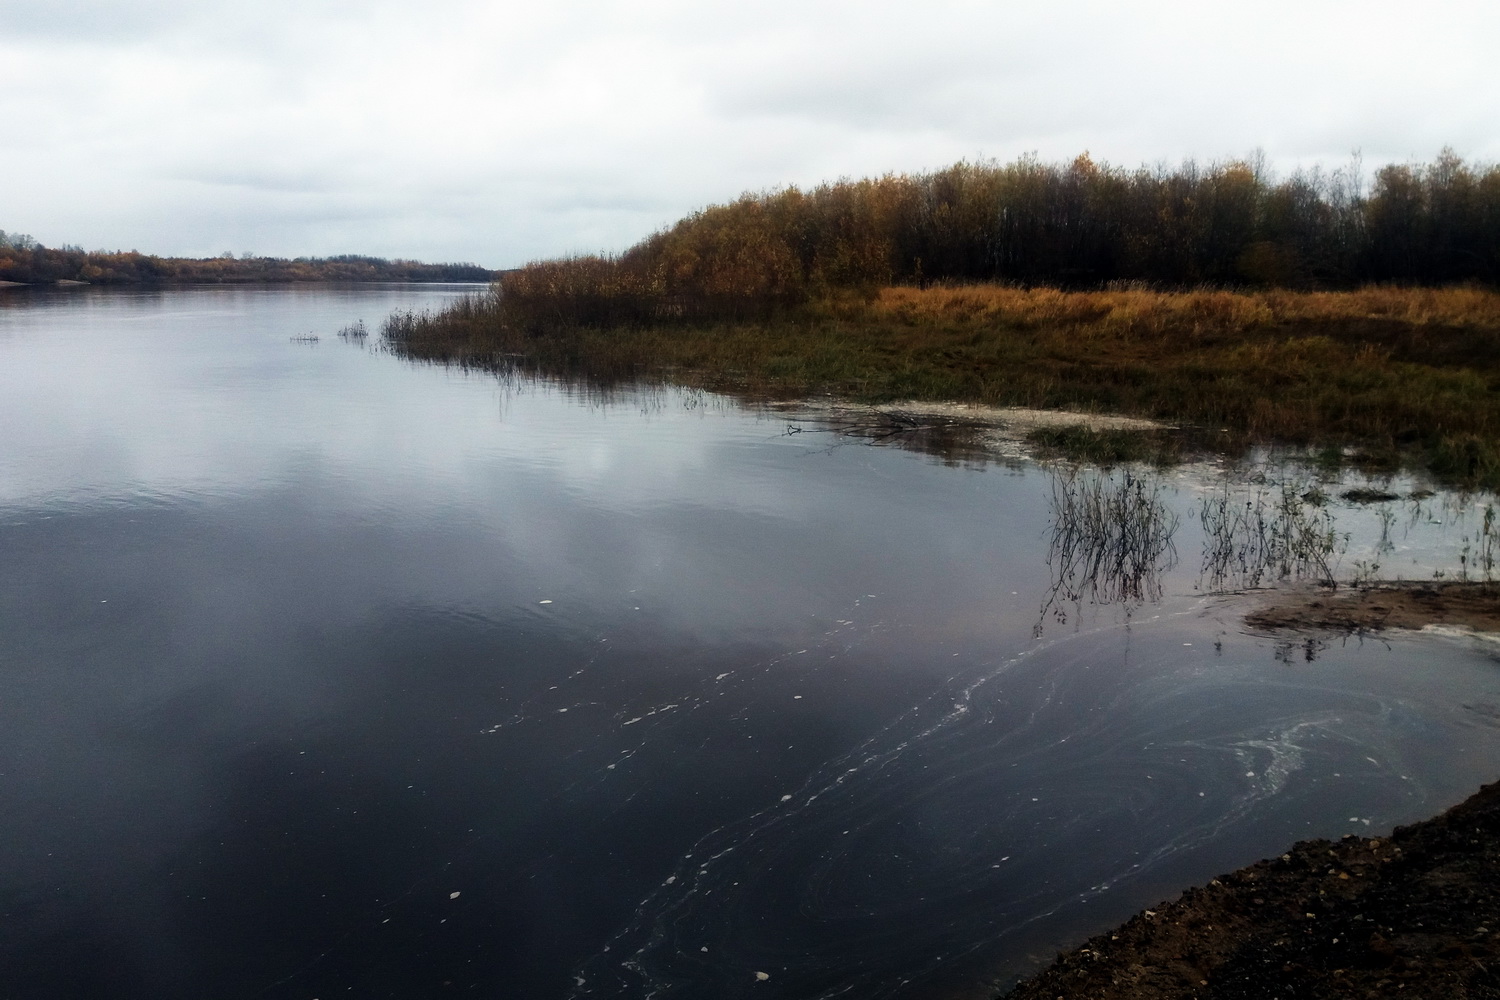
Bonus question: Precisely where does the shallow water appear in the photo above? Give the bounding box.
[3,285,1499,999]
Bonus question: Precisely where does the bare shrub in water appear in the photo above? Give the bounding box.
[1200,480,1345,591]
[1040,468,1180,631]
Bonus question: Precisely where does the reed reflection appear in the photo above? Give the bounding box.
[1038,468,1179,633]
[1199,480,1345,592]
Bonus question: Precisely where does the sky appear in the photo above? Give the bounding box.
[3,0,1497,268]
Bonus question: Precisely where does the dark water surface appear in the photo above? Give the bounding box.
[3,285,1500,999]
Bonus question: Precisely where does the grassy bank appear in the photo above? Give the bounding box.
[387,283,1500,487]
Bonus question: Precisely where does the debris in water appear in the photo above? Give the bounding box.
[755,971,770,981]
[449,891,460,900]
[539,599,553,605]
[780,794,792,802]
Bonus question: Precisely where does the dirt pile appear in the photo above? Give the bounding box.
[1003,780,1500,999]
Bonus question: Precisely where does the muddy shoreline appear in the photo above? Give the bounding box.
[1001,779,1500,999]
[1245,581,1500,636]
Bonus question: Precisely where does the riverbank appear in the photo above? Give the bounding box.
[386,283,1500,489]
[1001,778,1500,999]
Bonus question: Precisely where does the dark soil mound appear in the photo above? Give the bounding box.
[1003,781,1500,999]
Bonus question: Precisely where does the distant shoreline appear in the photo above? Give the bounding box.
[0,240,493,285]
[0,277,490,286]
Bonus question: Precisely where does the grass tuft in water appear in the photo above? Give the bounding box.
[1025,426,1182,467]
[1200,480,1345,591]
[337,319,368,341]
[1039,469,1180,631]
[1340,487,1402,504]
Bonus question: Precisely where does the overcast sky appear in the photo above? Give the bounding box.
[3,0,1496,268]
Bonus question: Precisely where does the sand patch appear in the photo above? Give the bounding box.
[1245,581,1500,634]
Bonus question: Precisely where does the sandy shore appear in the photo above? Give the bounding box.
[766,398,1176,463]
[774,397,1169,433]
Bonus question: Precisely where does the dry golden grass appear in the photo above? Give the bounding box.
[870,284,1500,333]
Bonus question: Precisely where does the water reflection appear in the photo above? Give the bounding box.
[1038,468,1179,632]
[1199,479,1344,591]
[1030,461,1500,632]
[1274,635,1335,664]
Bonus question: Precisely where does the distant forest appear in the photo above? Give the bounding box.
[497,149,1500,327]
[0,235,492,285]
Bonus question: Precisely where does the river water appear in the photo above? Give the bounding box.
[3,284,1499,999]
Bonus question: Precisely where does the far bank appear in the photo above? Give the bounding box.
[386,282,1500,490]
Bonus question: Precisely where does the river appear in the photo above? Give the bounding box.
[3,284,1499,999]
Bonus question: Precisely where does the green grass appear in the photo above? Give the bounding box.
[1024,426,1184,467]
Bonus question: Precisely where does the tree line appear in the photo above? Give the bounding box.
[496,149,1500,328]
[0,236,492,285]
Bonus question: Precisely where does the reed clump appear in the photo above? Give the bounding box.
[1200,480,1345,591]
[1040,468,1180,630]
[1025,426,1184,467]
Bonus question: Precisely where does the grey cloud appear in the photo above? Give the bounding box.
[181,168,340,196]
[2,0,1496,267]
[0,0,201,39]
[0,0,408,40]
